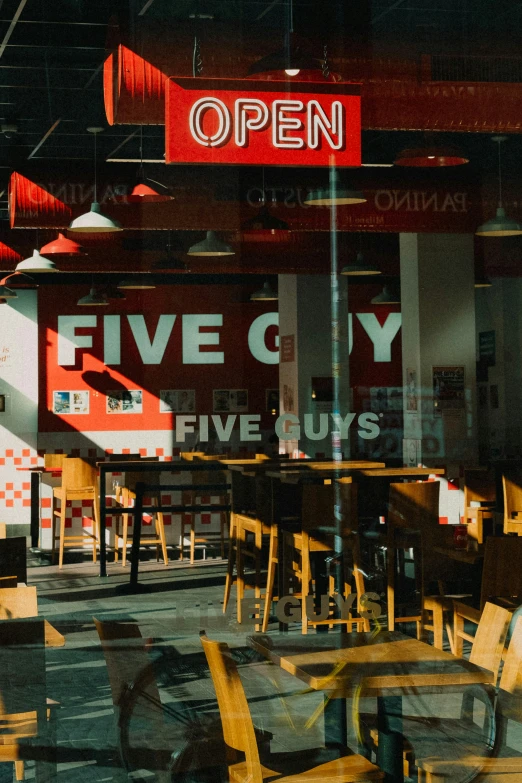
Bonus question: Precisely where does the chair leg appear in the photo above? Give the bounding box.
[14,760,24,781]
[236,520,245,624]
[262,528,278,633]
[58,504,66,569]
[122,510,130,568]
[92,492,100,564]
[223,514,236,614]
[301,542,311,635]
[190,515,196,565]
[155,503,169,566]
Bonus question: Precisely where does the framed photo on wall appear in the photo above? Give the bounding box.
[213,389,248,413]
[107,390,143,414]
[159,389,196,413]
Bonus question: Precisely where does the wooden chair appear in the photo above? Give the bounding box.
[463,468,496,544]
[387,481,444,638]
[113,468,168,567]
[503,471,522,535]
[52,457,100,568]
[43,453,67,469]
[0,619,57,782]
[418,613,522,783]
[479,536,522,612]
[200,633,384,783]
[280,480,370,634]
[180,469,230,563]
[0,587,37,620]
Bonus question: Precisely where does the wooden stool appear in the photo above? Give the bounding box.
[114,471,168,566]
[52,457,100,568]
[281,480,369,634]
[179,470,230,563]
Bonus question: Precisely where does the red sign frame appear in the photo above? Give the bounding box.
[165,77,361,167]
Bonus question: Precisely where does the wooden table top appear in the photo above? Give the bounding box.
[266,466,445,483]
[249,631,493,697]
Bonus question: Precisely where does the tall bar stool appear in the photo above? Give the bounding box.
[179,469,230,563]
[279,479,369,634]
[52,457,100,568]
[113,468,168,566]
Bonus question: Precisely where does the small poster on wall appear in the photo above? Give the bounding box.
[213,389,248,413]
[106,390,143,414]
[53,390,89,414]
[159,389,196,413]
[433,366,465,412]
[406,368,418,412]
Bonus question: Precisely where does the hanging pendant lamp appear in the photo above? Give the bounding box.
[152,232,188,270]
[187,231,234,257]
[341,251,381,276]
[394,146,469,167]
[248,0,322,79]
[115,127,173,203]
[77,288,108,306]
[371,285,401,305]
[241,205,289,242]
[250,281,278,301]
[69,128,122,233]
[476,136,522,236]
[304,170,366,206]
[40,233,84,256]
[16,249,58,273]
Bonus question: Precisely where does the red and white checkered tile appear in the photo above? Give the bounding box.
[0,446,40,524]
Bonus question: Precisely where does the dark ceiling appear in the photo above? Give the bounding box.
[0,0,522,277]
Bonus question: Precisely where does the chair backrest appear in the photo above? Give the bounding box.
[200,634,261,783]
[464,469,496,507]
[0,586,37,620]
[44,453,67,469]
[503,472,522,532]
[480,536,522,610]
[469,601,511,678]
[301,480,358,536]
[499,615,522,693]
[61,457,98,491]
[93,617,162,718]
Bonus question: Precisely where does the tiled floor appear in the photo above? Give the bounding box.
[0,554,519,782]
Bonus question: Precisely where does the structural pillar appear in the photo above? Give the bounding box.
[278,274,350,458]
[400,233,477,471]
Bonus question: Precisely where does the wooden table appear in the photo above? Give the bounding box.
[249,630,494,783]
[16,467,63,548]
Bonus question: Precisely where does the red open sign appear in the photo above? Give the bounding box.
[165,77,361,167]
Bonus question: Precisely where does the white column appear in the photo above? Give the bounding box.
[400,233,477,469]
[278,274,350,458]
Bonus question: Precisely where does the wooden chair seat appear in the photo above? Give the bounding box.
[418,756,522,782]
[180,469,230,563]
[113,465,168,567]
[52,457,100,568]
[201,634,383,783]
[281,481,369,635]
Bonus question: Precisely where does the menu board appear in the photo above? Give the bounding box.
[433,366,465,412]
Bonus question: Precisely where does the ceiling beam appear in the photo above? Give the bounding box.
[371,0,407,25]
[28,118,61,159]
[0,0,29,59]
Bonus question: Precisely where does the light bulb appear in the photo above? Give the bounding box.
[285,68,300,76]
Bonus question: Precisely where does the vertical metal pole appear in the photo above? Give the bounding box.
[129,481,144,589]
[99,464,107,577]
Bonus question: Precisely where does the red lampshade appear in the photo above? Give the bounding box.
[115,182,173,203]
[394,147,469,167]
[40,232,85,256]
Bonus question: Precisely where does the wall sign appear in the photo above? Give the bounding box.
[165,78,361,167]
[433,366,465,413]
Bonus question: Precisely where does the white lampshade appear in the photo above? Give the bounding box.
[250,281,278,301]
[16,249,58,273]
[77,288,108,306]
[69,202,122,233]
[117,277,156,290]
[187,231,234,256]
